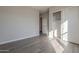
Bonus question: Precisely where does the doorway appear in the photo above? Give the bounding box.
[53,11,61,39]
[39,16,42,35]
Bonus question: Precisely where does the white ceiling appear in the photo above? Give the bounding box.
[31,6,51,14]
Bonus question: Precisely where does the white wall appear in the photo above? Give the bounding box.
[42,12,49,35]
[49,6,79,44]
[63,7,79,44]
[0,7,39,44]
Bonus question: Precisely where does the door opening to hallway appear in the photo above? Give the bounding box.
[53,11,61,40]
[39,12,49,35]
[39,15,43,35]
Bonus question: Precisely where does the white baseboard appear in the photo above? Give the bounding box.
[0,34,39,45]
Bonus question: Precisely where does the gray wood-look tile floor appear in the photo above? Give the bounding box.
[0,34,79,53]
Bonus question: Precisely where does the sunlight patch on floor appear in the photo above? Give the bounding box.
[50,39,64,53]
